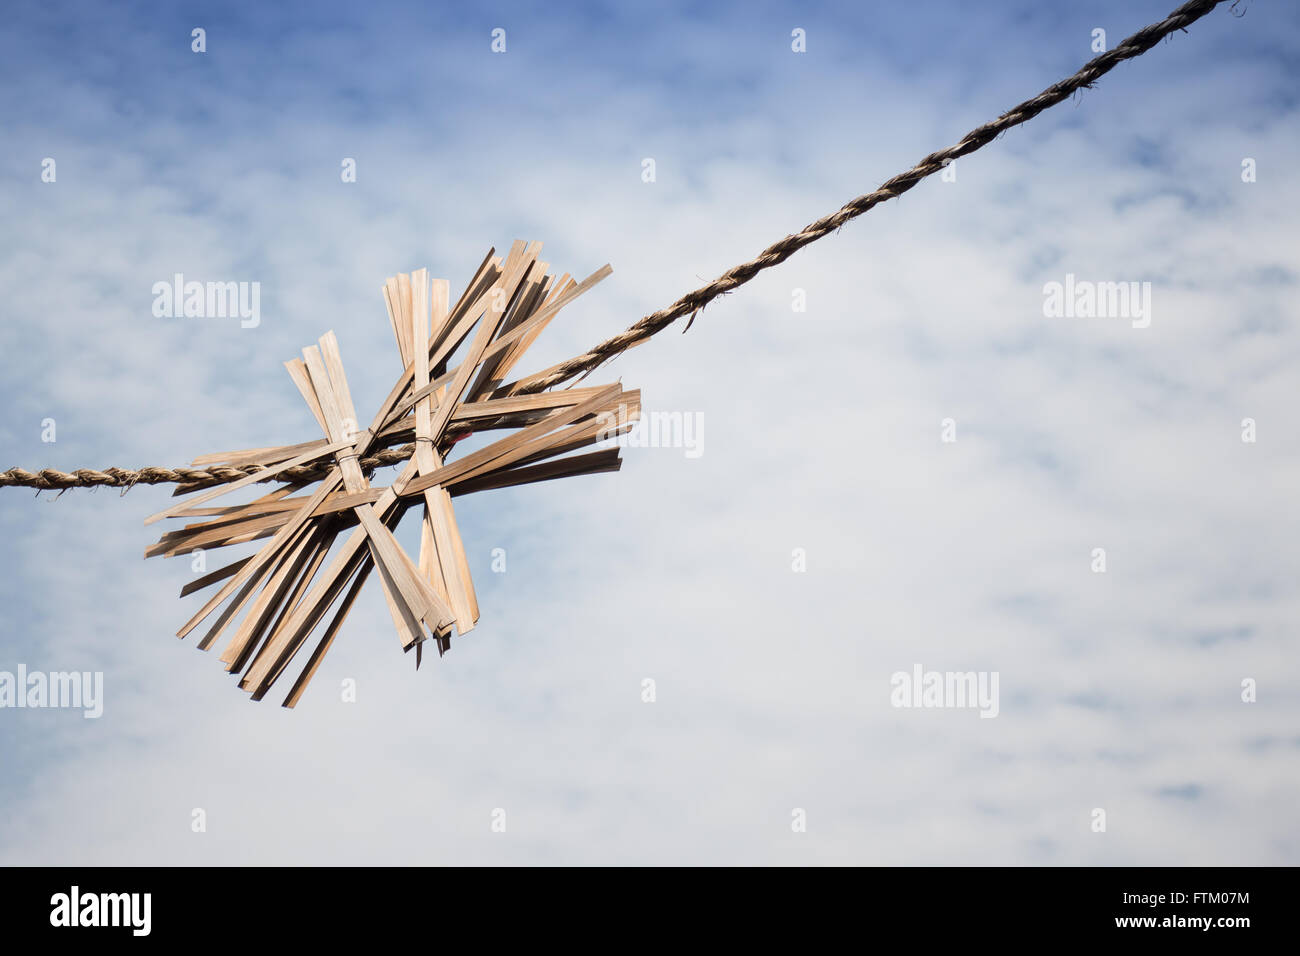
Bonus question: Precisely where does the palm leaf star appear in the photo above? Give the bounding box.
[144,241,639,707]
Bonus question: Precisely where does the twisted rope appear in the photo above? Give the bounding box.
[0,0,1230,492]
[0,445,416,492]
[518,0,1228,394]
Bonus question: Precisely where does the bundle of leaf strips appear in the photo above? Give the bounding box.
[143,244,637,706]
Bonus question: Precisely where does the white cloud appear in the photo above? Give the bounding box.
[0,0,1296,865]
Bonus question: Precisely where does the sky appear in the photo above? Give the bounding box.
[0,0,1297,865]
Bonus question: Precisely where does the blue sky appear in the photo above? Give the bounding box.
[0,0,1297,864]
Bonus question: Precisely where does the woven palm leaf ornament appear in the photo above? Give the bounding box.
[0,2,1233,705]
[140,248,635,706]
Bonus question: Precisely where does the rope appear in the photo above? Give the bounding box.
[516,0,1228,394]
[0,0,1231,492]
[0,445,416,492]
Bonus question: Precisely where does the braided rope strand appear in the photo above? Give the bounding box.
[0,445,416,492]
[516,0,1226,394]
[0,0,1229,491]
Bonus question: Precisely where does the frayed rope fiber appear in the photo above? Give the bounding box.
[0,0,1230,493]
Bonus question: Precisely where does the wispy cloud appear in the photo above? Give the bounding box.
[0,0,1296,865]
